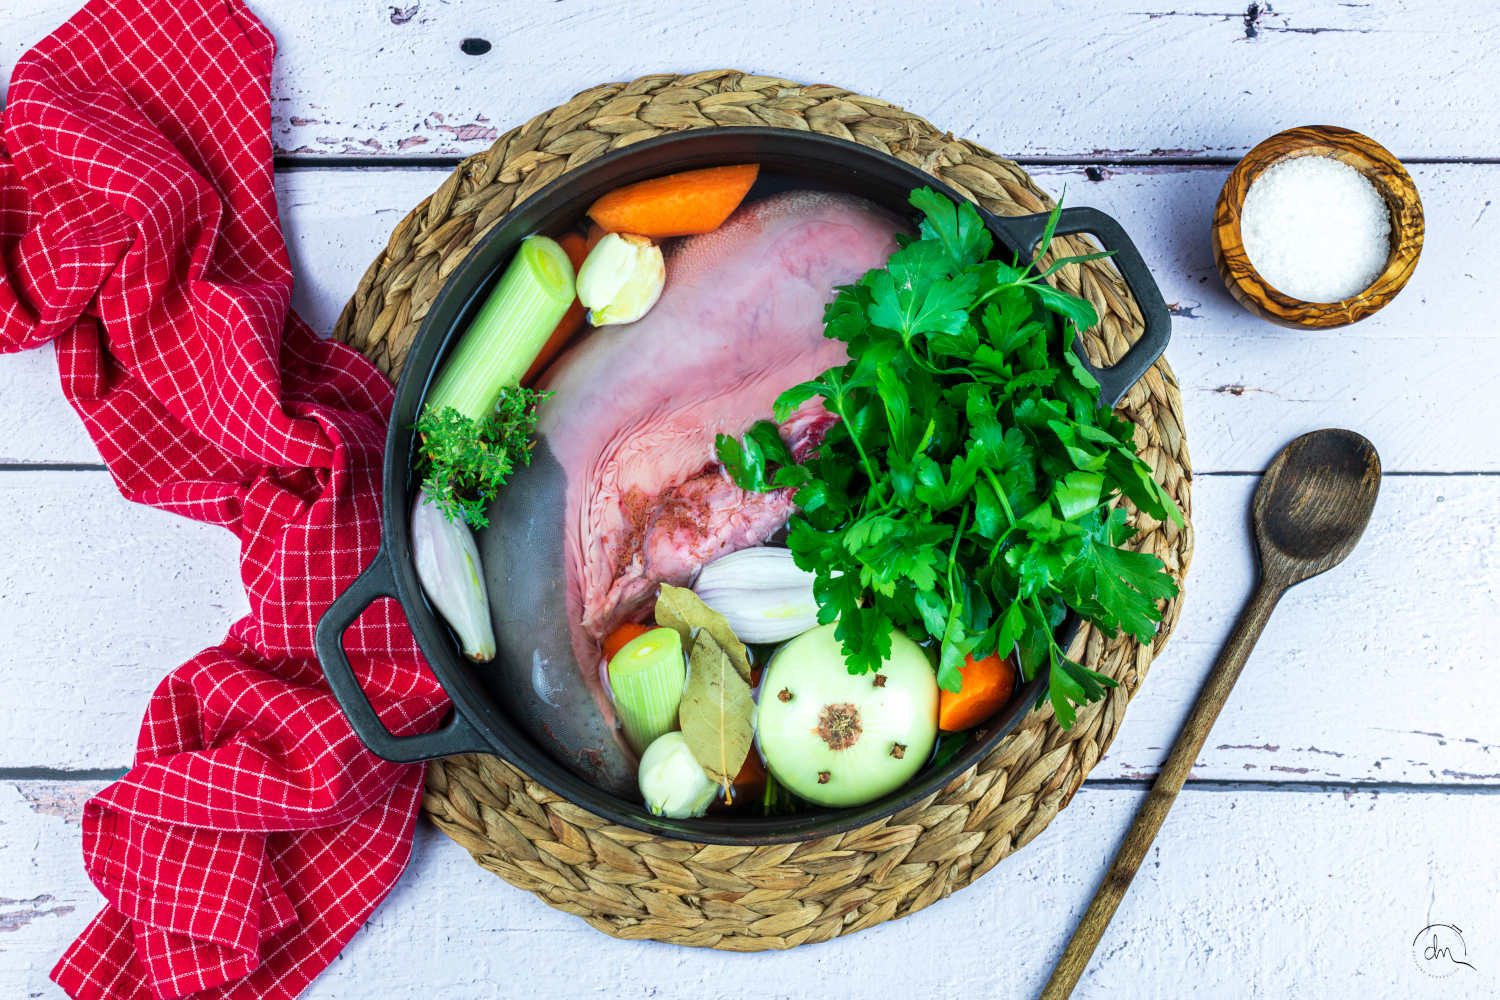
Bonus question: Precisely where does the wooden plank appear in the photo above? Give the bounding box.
[0,471,1493,786]
[3,2,1494,161]
[0,344,93,466]
[0,781,97,992]
[1027,161,1500,475]
[4,779,1496,997]
[0,473,246,769]
[1103,472,1500,786]
[276,170,427,336]
[3,163,1497,470]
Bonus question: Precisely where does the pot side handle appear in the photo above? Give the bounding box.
[994,206,1172,408]
[315,546,485,763]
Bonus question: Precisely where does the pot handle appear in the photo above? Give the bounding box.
[995,206,1171,407]
[315,546,485,763]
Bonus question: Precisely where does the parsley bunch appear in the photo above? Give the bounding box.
[717,188,1182,727]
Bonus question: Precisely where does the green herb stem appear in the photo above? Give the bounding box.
[828,395,885,504]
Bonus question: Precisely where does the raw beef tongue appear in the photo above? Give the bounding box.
[479,190,904,796]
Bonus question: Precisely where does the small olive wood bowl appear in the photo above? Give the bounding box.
[1212,125,1424,328]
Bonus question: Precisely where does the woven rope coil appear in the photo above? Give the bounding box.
[332,70,1194,951]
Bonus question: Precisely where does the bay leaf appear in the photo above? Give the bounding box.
[655,583,753,683]
[678,632,755,793]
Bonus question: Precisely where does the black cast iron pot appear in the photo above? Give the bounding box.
[314,127,1170,845]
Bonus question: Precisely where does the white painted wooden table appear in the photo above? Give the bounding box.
[3,2,1498,997]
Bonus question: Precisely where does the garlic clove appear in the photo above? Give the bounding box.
[411,490,496,661]
[638,731,719,818]
[577,232,665,326]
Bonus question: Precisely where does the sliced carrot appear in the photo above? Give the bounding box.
[522,231,590,385]
[938,652,1018,732]
[727,748,767,805]
[586,164,759,238]
[601,622,652,662]
[584,222,608,254]
[557,230,590,269]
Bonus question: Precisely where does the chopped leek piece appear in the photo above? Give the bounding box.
[424,235,575,419]
[608,627,686,754]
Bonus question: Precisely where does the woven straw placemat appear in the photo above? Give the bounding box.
[332,69,1193,951]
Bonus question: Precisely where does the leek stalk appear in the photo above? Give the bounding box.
[424,234,575,420]
[608,627,687,754]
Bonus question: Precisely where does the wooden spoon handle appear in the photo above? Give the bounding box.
[1039,578,1286,999]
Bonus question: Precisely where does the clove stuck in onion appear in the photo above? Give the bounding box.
[411,489,496,661]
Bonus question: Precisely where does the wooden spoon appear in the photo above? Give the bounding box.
[1041,428,1381,999]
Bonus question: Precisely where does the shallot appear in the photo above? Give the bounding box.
[692,547,820,643]
[411,489,496,661]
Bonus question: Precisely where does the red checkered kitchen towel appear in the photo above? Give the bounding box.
[1,1,451,997]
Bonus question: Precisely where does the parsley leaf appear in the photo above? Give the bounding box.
[715,420,795,493]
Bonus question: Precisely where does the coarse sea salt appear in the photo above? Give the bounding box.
[1240,155,1391,303]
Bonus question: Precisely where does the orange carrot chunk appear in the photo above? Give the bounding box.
[601,622,652,662]
[586,164,759,238]
[938,653,1018,732]
[726,748,767,805]
[584,222,608,255]
[522,231,590,385]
